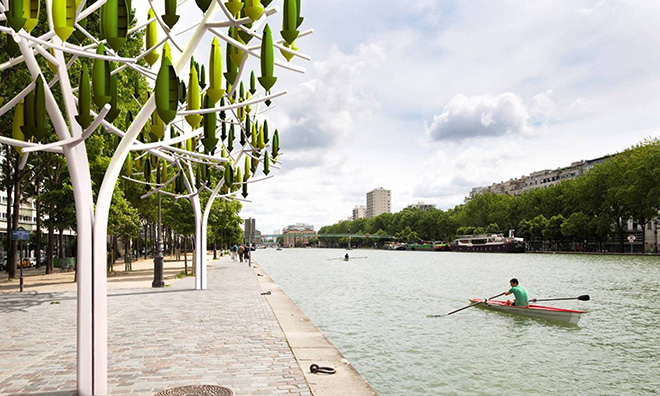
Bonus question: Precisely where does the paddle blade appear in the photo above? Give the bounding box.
[578,295,590,301]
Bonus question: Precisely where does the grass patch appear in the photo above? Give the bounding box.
[175,270,192,279]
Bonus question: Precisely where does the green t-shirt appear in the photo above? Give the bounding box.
[509,285,529,307]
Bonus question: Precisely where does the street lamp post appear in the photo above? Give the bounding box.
[152,190,164,288]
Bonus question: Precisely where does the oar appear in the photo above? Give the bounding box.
[531,295,590,303]
[427,292,506,318]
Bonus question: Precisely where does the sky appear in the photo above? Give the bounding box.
[137,1,660,235]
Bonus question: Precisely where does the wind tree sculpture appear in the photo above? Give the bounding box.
[0,0,310,394]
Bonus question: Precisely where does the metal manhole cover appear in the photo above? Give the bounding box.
[154,385,234,396]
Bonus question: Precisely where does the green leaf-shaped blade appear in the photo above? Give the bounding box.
[104,0,129,52]
[8,0,27,32]
[229,27,246,68]
[244,157,251,180]
[92,43,112,108]
[281,0,299,44]
[106,73,120,122]
[202,96,219,153]
[241,181,248,198]
[144,8,160,66]
[33,77,47,141]
[263,120,269,143]
[23,0,40,33]
[199,64,206,89]
[224,42,239,87]
[258,123,265,149]
[250,155,258,173]
[258,24,277,91]
[263,150,270,175]
[185,65,202,128]
[4,36,21,58]
[12,101,26,155]
[155,54,179,124]
[195,0,212,12]
[249,71,257,94]
[272,129,279,160]
[143,158,152,190]
[280,40,297,62]
[224,0,243,16]
[52,0,77,41]
[133,75,140,100]
[162,0,179,29]
[227,124,235,151]
[207,37,225,104]
[151,109,165,140]
[244,0,264,22]
[224,163,234,188]
[125,152,133,177]
[75,64,93,129]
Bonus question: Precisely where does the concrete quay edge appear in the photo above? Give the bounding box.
[250,260,379,396]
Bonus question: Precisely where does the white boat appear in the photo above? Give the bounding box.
[469,299,584,324]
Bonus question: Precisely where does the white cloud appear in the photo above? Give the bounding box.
[426,93,533,141]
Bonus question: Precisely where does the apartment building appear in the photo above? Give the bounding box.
[407,201,436,211]
[352,205,366,220]
[282,223,316,247]
[466,155,610,201]
[366,188,391,218]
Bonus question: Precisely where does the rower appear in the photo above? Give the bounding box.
[344,253,349,260]
[504,278,529,307]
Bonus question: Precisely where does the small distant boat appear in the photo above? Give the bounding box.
[329,256,368,261]
[450,233,525,253]
[469,299,584,324]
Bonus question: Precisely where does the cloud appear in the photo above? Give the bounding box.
[426,92,534,141]
[270,44,385,153]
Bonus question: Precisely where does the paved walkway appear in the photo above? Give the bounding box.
[0,257,312,395]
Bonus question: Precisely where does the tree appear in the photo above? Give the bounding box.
[543,214,565,250]
[108,189,140,271]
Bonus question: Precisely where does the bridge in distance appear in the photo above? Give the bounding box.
[260,233,395,239]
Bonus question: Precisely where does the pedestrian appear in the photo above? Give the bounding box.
[237,245,244,262]
[231,244,238,261]
[243,246,250,262]
[504,278,529,307]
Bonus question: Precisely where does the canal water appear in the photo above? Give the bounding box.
[255,248,660,396]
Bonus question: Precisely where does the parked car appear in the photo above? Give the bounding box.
[17,258,32,268]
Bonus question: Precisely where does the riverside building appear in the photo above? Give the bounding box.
[366,188,391,218]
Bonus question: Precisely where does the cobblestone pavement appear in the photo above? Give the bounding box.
[0,257,312,396]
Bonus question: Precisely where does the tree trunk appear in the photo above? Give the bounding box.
[47,222,55,274]
[143,222,148,259]
[35,184,43,269]
[58,229,65,258]
[184,236,188,275]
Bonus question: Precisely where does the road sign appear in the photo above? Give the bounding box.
[627,235,636,243]
[12,227,30,241]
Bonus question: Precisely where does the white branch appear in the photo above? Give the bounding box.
[178,90,287,115]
